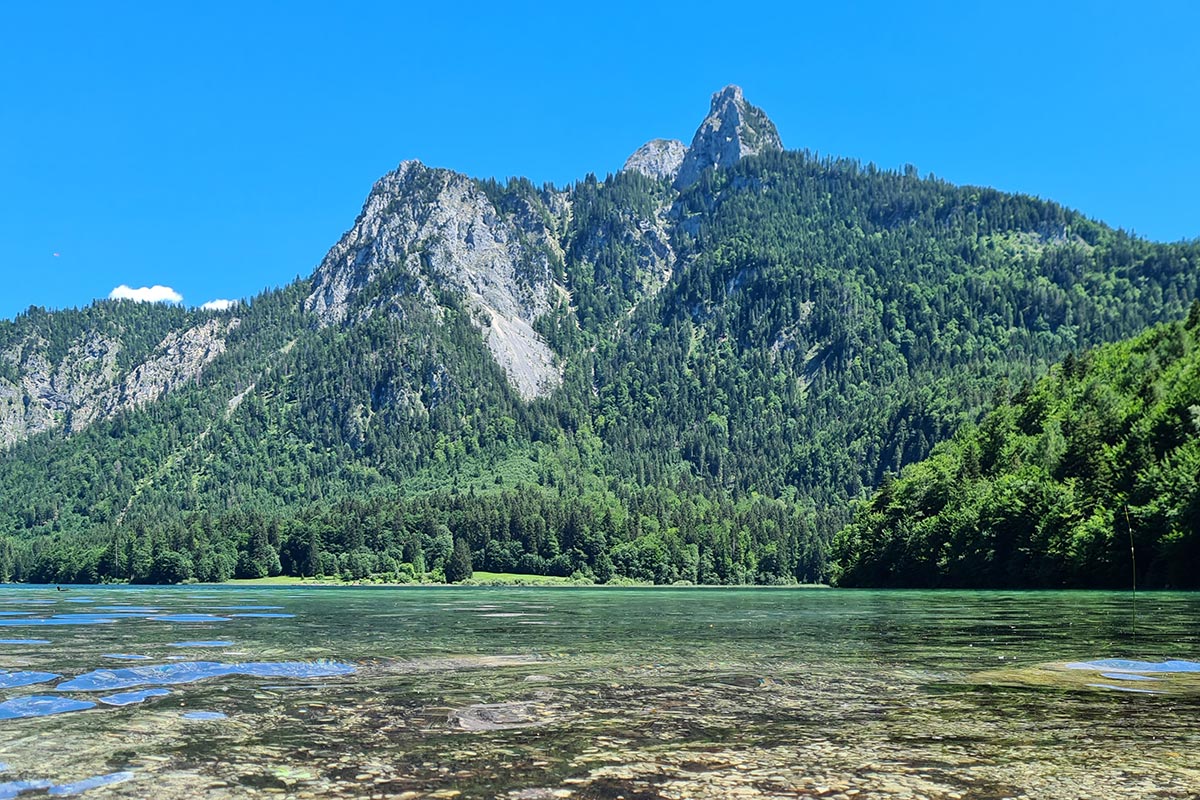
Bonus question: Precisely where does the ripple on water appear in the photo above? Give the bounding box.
[102,654,151,661]
[1064,659,1199,696]
[46,771,134,795]
[0,640,49,646]
[0,695,96,720]
[99,689,172,706]
[169,641,233,648]
[1098,672,1160,681]
[1065,659,1200,673]
[1085,683,1165,695]
[91,607,160,614]
[0,778,53,798]
[0,672,59,690]
[57,660,356,692]
[206,606,284,611]
[0,618,116,628]
[148,615,231,623]
[230,613,295,619]
[181,711,227,720]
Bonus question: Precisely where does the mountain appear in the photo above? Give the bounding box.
[0,303,226,448]
[833,303,1200,589]
[302,161,565,399]
[673,84,783,189]
[1,86,1197,585]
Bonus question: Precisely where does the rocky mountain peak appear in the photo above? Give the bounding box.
[622,138,687,182]
[303,159,564,400]
[674,85,783,189]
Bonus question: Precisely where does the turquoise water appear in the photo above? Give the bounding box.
[0,586,1196,798]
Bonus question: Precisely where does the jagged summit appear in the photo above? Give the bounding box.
[621,86,783,187]
[674,85,782,189]
[622,138,687,182]
[303,158,563,400]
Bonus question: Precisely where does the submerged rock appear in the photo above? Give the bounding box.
[972,658,1200,698]
[0,778,54,797]
[449,701,550,731]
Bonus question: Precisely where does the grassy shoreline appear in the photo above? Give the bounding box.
[213,573,830,588]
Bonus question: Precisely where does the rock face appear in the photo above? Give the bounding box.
[622,138,687,182]
[0,318,236,449]
[304,160,563,400]
[674,85,783,189]
[116,318,236,409]
[0,332,121,446]
[302,89,784,400]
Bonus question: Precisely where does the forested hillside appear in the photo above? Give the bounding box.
[834,303,1200,588]
[590,152,1198,536]
[0,301,204,447]
[1,87,1197,585]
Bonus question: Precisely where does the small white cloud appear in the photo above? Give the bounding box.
[109,284,183,304]
[200,299,237,311]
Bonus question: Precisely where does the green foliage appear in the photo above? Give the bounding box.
[0,300,196,373]
[834,316,1200,588]
[446,537,473,583]
[593,151,1198,525]
[1,150,1198,586]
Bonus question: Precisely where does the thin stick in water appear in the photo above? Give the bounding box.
[1125,504,1136,641]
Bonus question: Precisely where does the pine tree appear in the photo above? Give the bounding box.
[446,538,473,583]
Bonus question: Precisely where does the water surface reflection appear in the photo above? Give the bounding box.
[0,586,1195,798]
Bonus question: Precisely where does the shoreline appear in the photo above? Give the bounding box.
[21,575,833,589]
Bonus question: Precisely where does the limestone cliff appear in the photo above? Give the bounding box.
[622,138,687,182]
[674,85,783,189]
[304,161,563,400]
[0,318,237,448]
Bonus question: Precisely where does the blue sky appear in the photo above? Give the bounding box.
[2,0,1197,321]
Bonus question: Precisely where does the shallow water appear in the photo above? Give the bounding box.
[0,586,1196,798]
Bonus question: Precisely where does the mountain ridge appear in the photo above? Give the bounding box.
[0,86,1196,586]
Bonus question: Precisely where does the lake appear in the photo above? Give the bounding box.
[0,585,1196,798]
